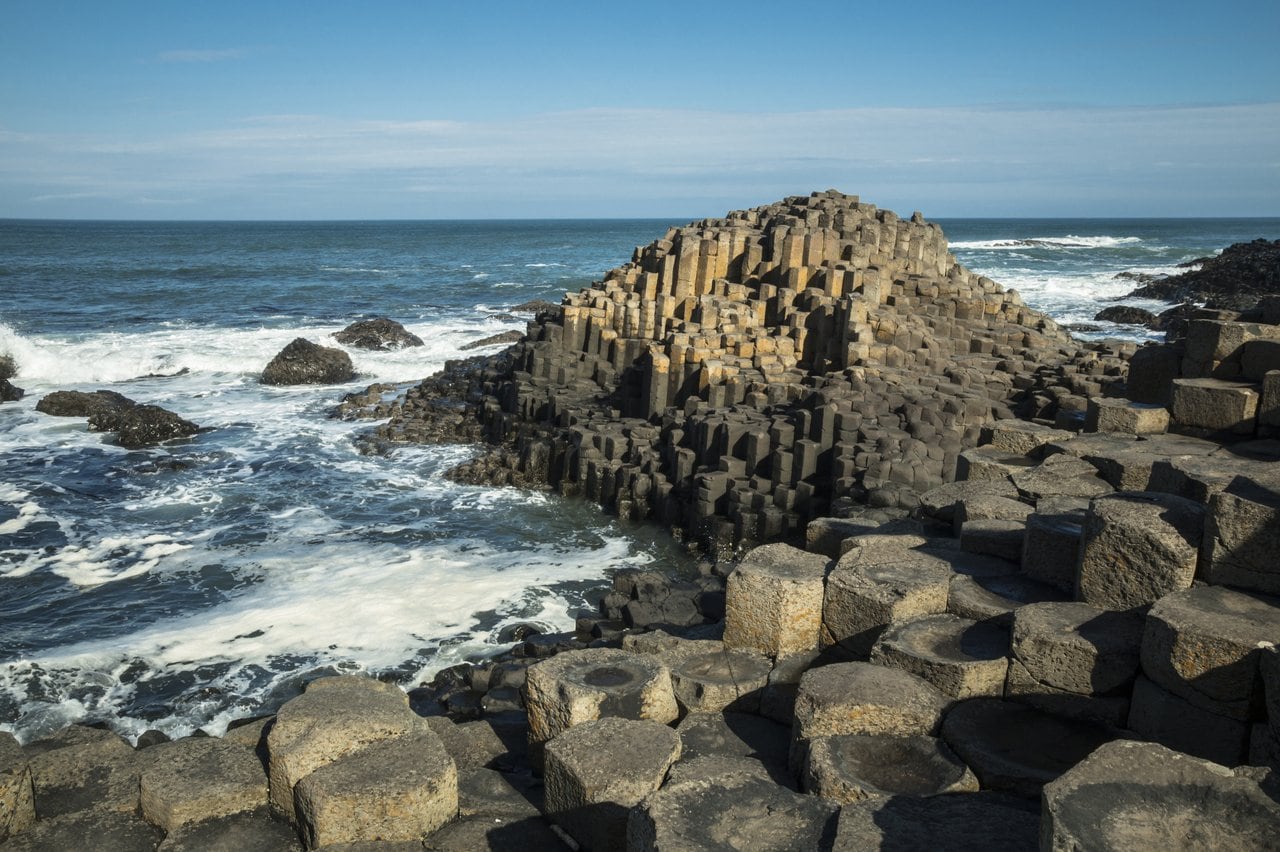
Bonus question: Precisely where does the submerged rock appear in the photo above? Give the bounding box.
[260,338,355,385]
[92,404,201,449]
[1094,305,1156,325]
[333,317,424,351]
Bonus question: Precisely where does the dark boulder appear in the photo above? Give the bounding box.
[91,404,201,448]
[261,338,355,385]
[511,300,561,315]
[1127,239,1280,310]
[1148,303,1198,339]
[333,318,424,351]
[0,354,15,381]
[36,390,137,418]
[0,378,23,403]
[1094,305,1156,325]
[459,331,524,351]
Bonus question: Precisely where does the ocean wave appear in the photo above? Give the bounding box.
[950,236,1144,250]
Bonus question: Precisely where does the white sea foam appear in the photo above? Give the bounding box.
[949,235,1145,250]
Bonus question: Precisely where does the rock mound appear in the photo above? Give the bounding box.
[261,338,355,385]
[1094,305,1156,325]
[333,318,424,351]
[459,330,525,351]
[1128,238,1280,310]
[0,378,22,403]
[35,390,200,447]
[368,191,1132,555]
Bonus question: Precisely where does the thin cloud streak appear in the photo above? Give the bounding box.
[2,104,1278,218]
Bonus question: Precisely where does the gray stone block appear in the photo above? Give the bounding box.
[940,698,1116,797]
[293,728,457,849]
[155,807,304,852]
[1203,473,1280,594]
[870,613,1010,698]
[545,718,679,852]
[821,546,951,657]
[1003,658,1131,726]
[1042,739,1280,851]
[957,518,1026,563]
[833,791,1039,851]
[724,543,828,657]
[1170,377,1260,434]
[803,734,977,803]
[1076,491,1205,610]
[1141,585,1280,720]
[524,648,678,754]
[627,758,837,852]
[1128,675,1250,767]
[669,647,772,713]
[24,724,139,818]
[139,737,268,833]
[1011,601,1143,696]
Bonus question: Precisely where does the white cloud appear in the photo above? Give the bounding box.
[3,103,1279,217]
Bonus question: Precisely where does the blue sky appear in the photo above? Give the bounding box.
[2,1,1278,219]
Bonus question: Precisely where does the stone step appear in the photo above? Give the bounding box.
[869,613,1010,698]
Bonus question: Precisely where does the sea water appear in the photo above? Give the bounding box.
[2,216,1277,743]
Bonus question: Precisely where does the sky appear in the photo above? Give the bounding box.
[1,1,1278,219]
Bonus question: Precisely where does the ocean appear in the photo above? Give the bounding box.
[2,215,1278,744]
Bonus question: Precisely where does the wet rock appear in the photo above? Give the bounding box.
[333,317,423,351]
[459,330,525,351]
[1127,675,1251,767]
[1010,602,1143,697]
[1095,305,1157,325]
[1127,238,1280,311]
[260,338,355,385]
[35,389,135,419]
[92,403,201,448]
[0,377,23,403]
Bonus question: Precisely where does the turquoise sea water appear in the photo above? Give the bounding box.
[1,215,1277,743]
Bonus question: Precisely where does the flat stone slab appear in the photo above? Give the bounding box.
[833,791,1039,851]
[139,737,267,832]
[675,711,790,768]
[1141,585,1280,720]
[1204,473,1280,595]
[1011,453,1113,501]
[628,760,838,852]
[1,807,162,852]
[983,419,1075,456]
[1021,504,1087,592]
[544,718,680,852]
[1077,491,1205,610]
[918,478,1020,526]
[293,728,457,849]
[940,698,1117,797]
[793,662,948,772]
[724,543,828,657]
[155,807,304,852]
[524,648,678,753]
[456,767,541,820]
[947,572,1067,626]
[422,814,570,851]
[24,724,139,818]
[869,613,1010,698]
[803,734,977,803]
[1011,601,1144,696]
[822,547,952,657]
[670,647,772,713]
[266,676,421,823]
[1042,739,1280,851]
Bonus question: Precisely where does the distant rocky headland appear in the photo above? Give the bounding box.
[3,192,1279,850]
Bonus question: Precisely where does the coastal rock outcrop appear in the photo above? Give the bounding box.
[369,191,1120,556]
[261,338,355,385]
[460,330,525,351]
[0,356,21,402]
[1094,305,1156,325]
[1127,238,1280,310]
[333,317,424,351]
[35,390,200,447]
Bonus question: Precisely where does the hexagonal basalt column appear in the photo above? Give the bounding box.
[524,648,678,755]
[724,543,828,657]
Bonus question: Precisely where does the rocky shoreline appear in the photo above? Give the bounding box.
[3,192,1280,849]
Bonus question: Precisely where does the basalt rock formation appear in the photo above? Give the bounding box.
[261,338,355,386]
[1128,238,1280,311]
[35,390,201,448]
[333,317,424,351]
[369,191,1132,556]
